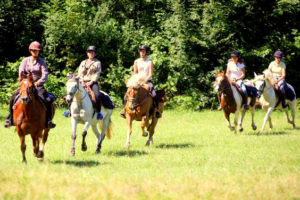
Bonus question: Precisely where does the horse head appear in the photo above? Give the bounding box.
[65,73,80,103]
[19,72,35,104]
[214,72,231,93]
[253,70,274,98]
[126,73,148,111]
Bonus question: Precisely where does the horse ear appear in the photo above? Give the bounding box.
[66,73,73,80]
[254,72,257,78]
[28,72,33,82]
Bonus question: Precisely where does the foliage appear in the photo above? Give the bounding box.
[0,0,299,109]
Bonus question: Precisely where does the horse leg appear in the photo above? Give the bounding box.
[70,118,77,156]
[18,131,26,164]
[233,111,239,134]
[141,116,149,137]
[81,121,91,151]
[224,111,234,131]
[238,109,246,132]
[261,107,274,132]
[92,124,101,154]
[124,115,132,148]
[95,115,110,154]
[268,116,273,129]
[31,134,38,157]
[250,106,257,130]
[283,106,293,127]
[146,118,158,146]
[290,101,296,129]
[37,129,49,161]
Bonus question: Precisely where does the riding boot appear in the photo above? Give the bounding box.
[217,93,222,111]
[3,90,19,128]
[96,98,103,120]
[279,86,288,108]
[45,102,56,129]
[153,96,161,118]
[240,89,249,110]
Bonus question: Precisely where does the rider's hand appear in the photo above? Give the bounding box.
[34,82,40,87]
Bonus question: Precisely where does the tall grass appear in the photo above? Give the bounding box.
[0,107,299,199]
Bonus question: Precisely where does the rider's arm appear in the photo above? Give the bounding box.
[90,61,101,85]
[237,67,245,81]
[147,61,154,81]
[36,59,48,86]
[277,68,286,82]
[225,64,230,77]
[134,60,139,75]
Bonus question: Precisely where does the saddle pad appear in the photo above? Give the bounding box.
[285,83,296,101]
[245,85,258,98]
[99,91,114,109]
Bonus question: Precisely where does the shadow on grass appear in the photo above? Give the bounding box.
[51,160,103,167]
[245,131,286,136]
[155,143,194,149]
[104,150,148,157]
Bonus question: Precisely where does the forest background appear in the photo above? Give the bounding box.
[0,0,299,109]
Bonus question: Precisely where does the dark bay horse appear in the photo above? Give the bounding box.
[124,73,166,148]
[214,72,257,133]
[13,72,55,163]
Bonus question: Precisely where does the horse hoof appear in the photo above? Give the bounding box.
[252,125,257,131]
[142,132,148,137]
[124,144,130,149]
[239,127,243,132]
[95,149,101,154]
[81,145,87,151]
[70,150,75,156]
[37,157,44,161]
[22,160,27,164]
[37,151,44,159]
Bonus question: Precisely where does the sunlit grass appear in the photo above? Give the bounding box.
[0,106,299,199]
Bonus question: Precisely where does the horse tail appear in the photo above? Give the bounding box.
[98,118,113,139]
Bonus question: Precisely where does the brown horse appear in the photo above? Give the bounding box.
[214,72,257,133]
[124,73,166,148]
[13,72,54,163]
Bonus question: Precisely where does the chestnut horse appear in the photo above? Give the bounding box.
[214,72,257,133]
[13,72,55,163]
[124,73,166,148]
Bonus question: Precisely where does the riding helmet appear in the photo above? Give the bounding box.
[274,51,283,58]
[231,50,240,57]
[87,46,97,52]
[139,45,151,53]
[28,41,42,51]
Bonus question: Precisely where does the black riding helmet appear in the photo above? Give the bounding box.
[231,50,240,57]
[139,45,151,54]
[87,46,96,53]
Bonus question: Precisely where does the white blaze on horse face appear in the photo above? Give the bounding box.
[214,76,223,92]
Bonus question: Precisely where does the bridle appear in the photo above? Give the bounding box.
[67,81,87,103]
[256,79,266,98]
[128,87,150,110]
[19,81,35,101]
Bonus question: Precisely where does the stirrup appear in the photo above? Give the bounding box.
[3,119,12,128]
[97,112,103,120]
[47,121,56,129]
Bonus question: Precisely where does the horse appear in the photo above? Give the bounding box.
[124,73,166,148]
[65,75,113,156]
[252,69,296,132]
[13,72,55,163]
[214,72,257,133]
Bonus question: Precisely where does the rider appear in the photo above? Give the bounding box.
[77,45,103,119]
[222,50,249,110]
[120,45,161,118]
[268,50,288,108]
[4,41,56,128]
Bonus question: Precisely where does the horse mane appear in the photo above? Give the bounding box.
[126,72,148,88]
[262,69,275,85]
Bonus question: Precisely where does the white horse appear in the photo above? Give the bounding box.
[253,70,296,132]
[65,76,113,156]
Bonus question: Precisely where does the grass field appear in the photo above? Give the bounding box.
[0,106,299,200]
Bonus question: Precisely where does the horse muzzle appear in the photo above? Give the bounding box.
[65,95,73,103]
[129,104,137,110]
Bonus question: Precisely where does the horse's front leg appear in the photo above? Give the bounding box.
[234,111,239,134]
[81,120,91,152]
[238,109,246,132]
[146,117,158,146]
[141,115,149,137]
[70,118,77,156]
[37,129,49,161]
[17,127,27,164]
[224,111,234,132]
[92,124,101,154]
[261,107,274,132]
[250,106,257,130]
[124,114,132,148]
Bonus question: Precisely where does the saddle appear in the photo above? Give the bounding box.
[232,83,256,107]
[83,86,114,110]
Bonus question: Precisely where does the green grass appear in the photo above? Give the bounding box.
[0,106,299,200]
